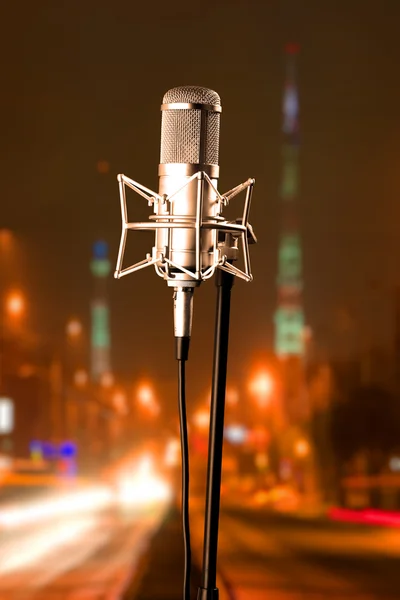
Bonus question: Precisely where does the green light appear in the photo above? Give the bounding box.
[274,308,304,355]
[91,304,110,348]
[90,259,111,278]
[277,235,302,284]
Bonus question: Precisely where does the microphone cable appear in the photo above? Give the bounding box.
[177,357,191,600]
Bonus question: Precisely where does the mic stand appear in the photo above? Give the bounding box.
[197,265,234,600]
[113,169,256,600]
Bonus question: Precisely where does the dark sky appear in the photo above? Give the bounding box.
[2,0,400,396]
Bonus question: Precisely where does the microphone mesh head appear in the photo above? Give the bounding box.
[160,86,221,166]
[163,86,220,105]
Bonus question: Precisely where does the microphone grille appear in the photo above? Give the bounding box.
[160,86,221,166]
[162,86,221,106]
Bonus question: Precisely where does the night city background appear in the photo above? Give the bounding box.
[1,1,400,598]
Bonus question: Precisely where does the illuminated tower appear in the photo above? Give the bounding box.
[274,44,305,359]
[90,241,111,382]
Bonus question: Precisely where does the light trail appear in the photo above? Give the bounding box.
[0,485,114,530]
[0,517,99,575]
[329,507,400,527]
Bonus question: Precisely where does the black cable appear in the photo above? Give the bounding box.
[178,357,191,600]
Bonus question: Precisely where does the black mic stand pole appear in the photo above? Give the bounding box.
[197,262,234,600]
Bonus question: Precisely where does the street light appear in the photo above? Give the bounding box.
[137,382,160,416]
[74,369,88,388]
[137,384,153,406]
[294,438,310,459]
[164,437,180,467]
[0,229,13,248]
[5,290,25,319]
[248,370,274,407]
[100,372,114,388]
[66,318,83,340]
[193,408,210,431]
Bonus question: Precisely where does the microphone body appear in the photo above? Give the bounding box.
[114,86,255,350]
[155,87,222,284]
[156,165,219,276]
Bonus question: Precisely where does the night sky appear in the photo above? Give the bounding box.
[2,1,400,397]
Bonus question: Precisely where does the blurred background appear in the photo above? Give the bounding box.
[1,0,400,598]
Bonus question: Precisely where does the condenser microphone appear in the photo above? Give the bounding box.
[156,86,221,275]
[115,85,255,359]
[113,85,256,600]
[156,87,222,354]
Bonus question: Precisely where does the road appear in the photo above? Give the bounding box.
[192,504,400,600]
[0,487,167,600]
[2,490,399,600]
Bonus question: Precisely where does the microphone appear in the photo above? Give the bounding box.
[114,86,256,359]
[157,86,221,277]
[157,86,222,356]
[113,86,256,600]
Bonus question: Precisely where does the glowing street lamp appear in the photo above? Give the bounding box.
[164,437,180,467]
[66,318,83,340]
[5,290,25,319]
[137,384,153,406]
[0,228,14,248]
[249,370,274,407]
[100,372,114,388]
[74,369,88,388]
[137,383,160,416]
[294,438,310,459]
[193,408,210,430]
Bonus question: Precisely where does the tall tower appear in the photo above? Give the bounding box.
[90,240,111,382]
[274,43,305,360]
[274,44,307,425]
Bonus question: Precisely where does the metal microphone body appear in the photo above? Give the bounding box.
[114,87,255,352]
[156,86,223,348]
[156,87,222,281]
[156,164,220,276]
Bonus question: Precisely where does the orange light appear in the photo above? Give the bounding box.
[74,369,88,388]
[249,371,274,406]
[0,229,14,248]
[164,437,180,467]
[113,391,128,414]
[137,383,160,416]
[137,384,154,406]
[193,408,209,430]
[294,438,310,458]
[226,387,239,406]
[100,372,114,388]
[66,318,82,339]
[18,364,36,378]
[5,291,25,318]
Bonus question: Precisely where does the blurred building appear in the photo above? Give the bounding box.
[274,44,308,426]
[0,337,52,458]
[90,240,112,382]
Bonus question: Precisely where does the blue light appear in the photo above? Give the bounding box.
[42,442,57,459]
[93,240,108,260]
[29,440,41,452]
[60,441,77,458]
